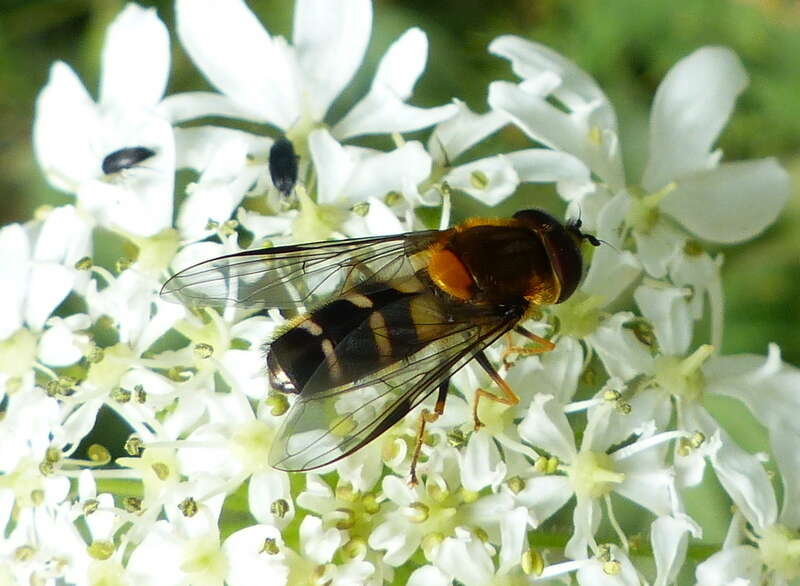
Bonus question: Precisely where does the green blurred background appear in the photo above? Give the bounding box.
[1,0,798,577]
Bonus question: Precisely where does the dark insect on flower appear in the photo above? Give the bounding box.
[268,137,298,197]
[161,209,598,484]
[102,146,156,175]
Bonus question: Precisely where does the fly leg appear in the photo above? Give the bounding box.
[502,325,555,368]
[409,378,449,486]
[472,351,520,430]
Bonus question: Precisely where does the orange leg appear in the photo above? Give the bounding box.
[472,351,521,430]
[502,325,556,367]
[409,379,449,486]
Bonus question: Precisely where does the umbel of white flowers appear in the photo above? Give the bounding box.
[1,1,797,585]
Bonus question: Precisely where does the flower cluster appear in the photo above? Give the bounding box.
[2,2,797,585]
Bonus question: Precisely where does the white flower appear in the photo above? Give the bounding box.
[33,4,176,237]
[518,394,681,559]
[369,461,517,567]
[428,99,591,206]
[127,501,228,586]
[174,126,273,241]
[0,206,90,341]
[489,38,790,277]
[433,516,528,586]
[171,0,456,140]
[693,434,800,586]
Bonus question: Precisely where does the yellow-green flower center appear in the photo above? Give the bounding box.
[653,344,713,402]
[759,524,800,580]
[567,451,625,499]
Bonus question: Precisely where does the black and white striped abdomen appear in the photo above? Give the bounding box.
[267,280,432,395]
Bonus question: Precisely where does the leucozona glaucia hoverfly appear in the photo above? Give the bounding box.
[161,209,599,483]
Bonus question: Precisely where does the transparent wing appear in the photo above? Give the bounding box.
[160,231,438,310]
[268,296,516,471]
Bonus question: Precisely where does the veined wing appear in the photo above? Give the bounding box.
[160,231,439,310]
[268,294,518,471]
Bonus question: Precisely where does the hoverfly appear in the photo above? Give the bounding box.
[268,137,298,197]
[102,146,156,175]
[161,209,598,483]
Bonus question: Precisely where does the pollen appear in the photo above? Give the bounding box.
[427,248,473,300]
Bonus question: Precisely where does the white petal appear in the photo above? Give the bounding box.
[99,4,169,108]
[686,405,778,531]
[643,47,748,191]
[615,451,675,516]
[581,191,641,303]
[769,428,800,527]
[372,28,428,100]
[408,565,450,586]
[293,0,371,120]
[489,36,612,121]
[78,469,97,500]
[705,345,800,437]
[248,469,294,528]
[176,0,300,128]
[0,225,30,339]
[582,247,641,307]
[334,91,457,139]
[587,312,654,381]
[673,441,706,488]
[534,336,583,404]
[121,367,175,397]
[565,498,601,559]
[362,198,405,236]
[38,319,83,366]
[515,475,573,526]
[177,133,258,240]
[159,91,259,124]
[488,78,624,189]
[333,29,457,138]
[506,148,591,184]
[381,474,415,507]
[127,521,186,585]
[26,264,74,332]
[460,430,505,492]
[174,126,269,172]
[661,158,790,243]
[436,536,495,586]
[33,205,92,266]
[633,219,683,278]
[628,387,672,431]
[668,249,721,321]
[33,62,100,191]
[488,81,583,164]
[223,525,289,586]
[651,515,700,586]
[344,142,432,204]
[694,545,762,586]
[428,99,507,163]
[368,518,419,566]
[634,285,692,356]
[61,399,103,450]
[498,507,528,574]
[86,493,116,541]
[712,441,778,533]
[444,155,519,205]
[576,546,641,586]
[336,441,384,492]
[309,128,356,204]
[518,394,577,461]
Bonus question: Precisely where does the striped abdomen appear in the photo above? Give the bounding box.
[267,282,430,394]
